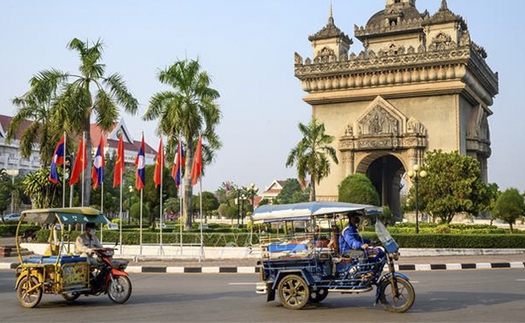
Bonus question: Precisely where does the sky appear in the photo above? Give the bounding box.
[1,0,524,194]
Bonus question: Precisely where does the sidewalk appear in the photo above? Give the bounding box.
[2,236,525,273]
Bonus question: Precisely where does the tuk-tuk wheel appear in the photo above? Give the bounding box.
[277,274,310,310]
[309,288,329,303]
[62,292,80,302]
[17,276,42,308]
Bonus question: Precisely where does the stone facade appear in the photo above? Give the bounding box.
[294,0,498,216]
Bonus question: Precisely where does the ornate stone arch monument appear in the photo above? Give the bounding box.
[294,0,498,218]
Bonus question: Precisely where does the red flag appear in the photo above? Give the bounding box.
[113,134,124,187]
[91,137,105,189]
[190,134,202,186]
[135,134,146,190]
[70,136,87,185]
[154,138,164,188]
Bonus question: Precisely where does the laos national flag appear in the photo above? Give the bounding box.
[135,134,146,190]
[171,138,184,188]
[49,135,65,183]
[91,137,104,189]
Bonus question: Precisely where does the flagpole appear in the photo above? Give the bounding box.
[199,177,204,262]
[140,188,143,255]
[178,133,183,254]
[81,131,85,207]
[179,180,183,254]
[119,165,123,255]
[69,184,75,207]
[159,137,164,256]
[62,132,66,208]
[100,181,104,243]
[100,134,105,243]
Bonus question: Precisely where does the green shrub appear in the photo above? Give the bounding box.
[0,224,41,237]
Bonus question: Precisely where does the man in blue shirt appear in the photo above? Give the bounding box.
[339,215,370,257]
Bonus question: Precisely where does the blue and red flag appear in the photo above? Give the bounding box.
[135,134,146,190]
[91,137,105,189]
[49,135,65,183]
[171,137,184,188]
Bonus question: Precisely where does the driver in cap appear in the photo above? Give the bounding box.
[75,222,103,265]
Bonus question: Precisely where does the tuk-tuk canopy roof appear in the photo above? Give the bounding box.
[20,207,109,225]
[252,201,382,223]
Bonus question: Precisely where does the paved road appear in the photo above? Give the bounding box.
[2,269,525,322]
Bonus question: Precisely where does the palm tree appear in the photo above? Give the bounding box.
[143,59,221,230]
[7,72,64,166]
[21,38,139,205]
[286,117,339,202]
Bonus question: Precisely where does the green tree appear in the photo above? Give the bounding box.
[415,150,495,223]
[218,204,229,218]
[22,38,138,206]
[22,168,62,208]
[142,165,177,229]
[338,174,380,206]
[276,178,309,204]
[7,80,63,166]
[215,181,235,205]
[143,59,221,230]
[492,188,524,233]
[0,169,12,216]
[193,191,219,221]
[286,117,338,202]
[130,202,150,224]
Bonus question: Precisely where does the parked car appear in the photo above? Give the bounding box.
[2,213,21,222]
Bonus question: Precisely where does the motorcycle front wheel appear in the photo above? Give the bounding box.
[379,276,415,313]
[107,275,132,304]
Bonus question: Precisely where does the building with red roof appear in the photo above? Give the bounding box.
[0,114,157,173]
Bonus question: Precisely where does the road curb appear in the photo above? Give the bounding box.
[3,261,524,273]
[124,261,525,274]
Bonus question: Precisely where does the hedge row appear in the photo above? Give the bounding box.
[0,224,40,237]
[361,232,525,249]
[35,229,258,247]
[29,229,525,249]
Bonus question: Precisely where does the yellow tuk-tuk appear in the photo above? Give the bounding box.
[14,207,125,308]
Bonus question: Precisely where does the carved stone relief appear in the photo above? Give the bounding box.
[358,106,399,135]
[340,96,427,154]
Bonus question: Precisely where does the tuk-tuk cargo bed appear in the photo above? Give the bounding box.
[22,255,87,265]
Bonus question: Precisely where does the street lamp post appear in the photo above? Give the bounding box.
[5,169,19,213]
[128,185,133,224]
[237,189,241,226]
[247,183,259,210]
[240,193,246,226]
[408,164,427,234]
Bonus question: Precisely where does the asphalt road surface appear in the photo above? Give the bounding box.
[1,269,524,322]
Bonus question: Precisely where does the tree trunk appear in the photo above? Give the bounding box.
[309,175,316,202]
[83,118,93,207]
[183,138,194,230]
